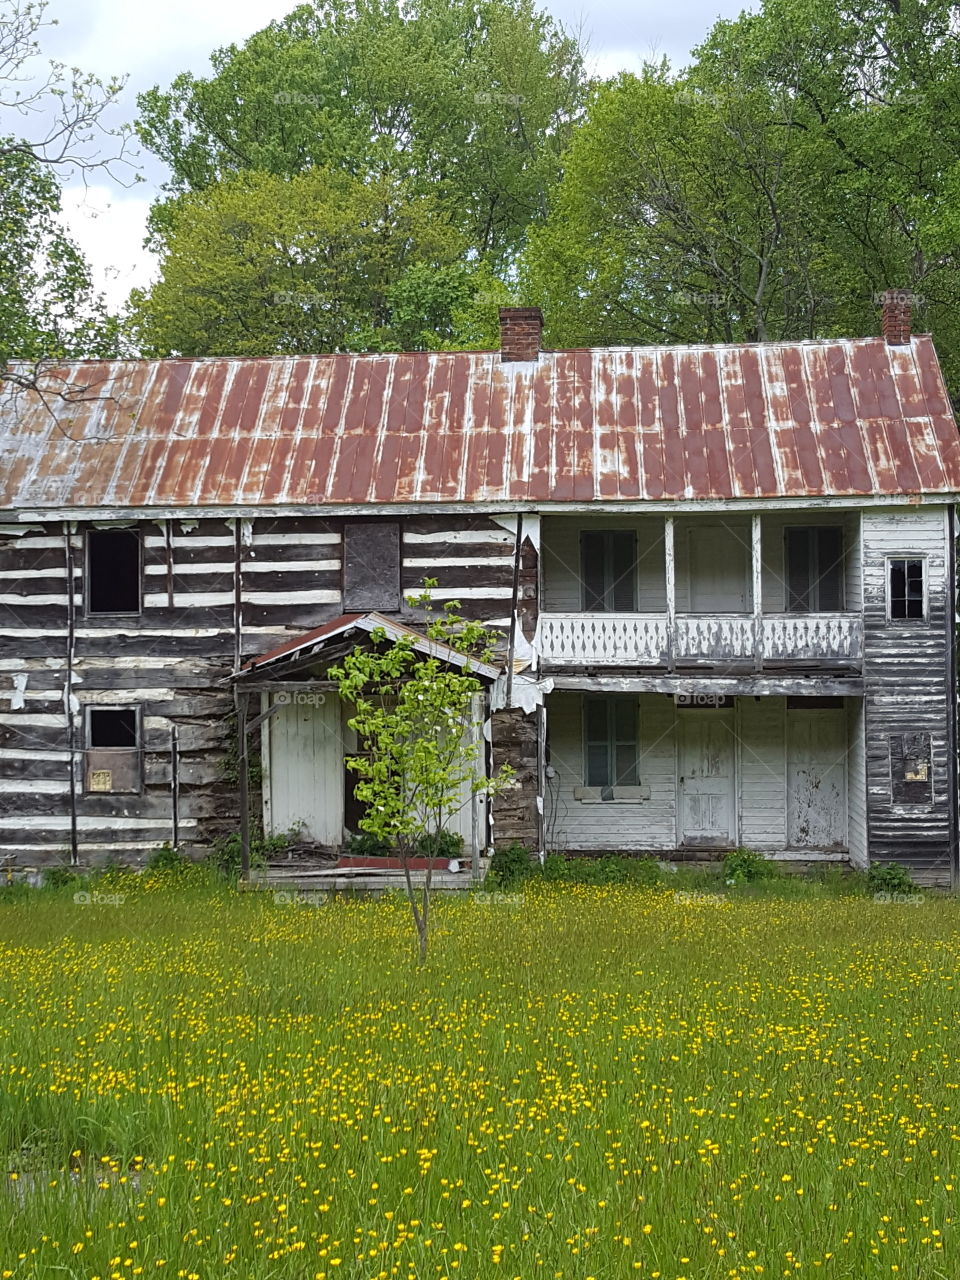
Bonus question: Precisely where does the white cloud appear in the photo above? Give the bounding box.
[58,186,156,312]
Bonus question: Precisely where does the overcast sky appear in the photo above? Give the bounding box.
[31,0,753,311]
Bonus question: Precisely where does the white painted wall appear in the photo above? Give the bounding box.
[738,697,787,848]
[264,695,345,844]
[846,697,868,867]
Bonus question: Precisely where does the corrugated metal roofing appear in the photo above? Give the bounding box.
[2,337,959,511]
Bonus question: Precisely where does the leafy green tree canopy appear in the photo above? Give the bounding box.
[524,0,960,387]
[137,0,586,272]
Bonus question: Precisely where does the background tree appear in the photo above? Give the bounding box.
[0,0,129,384]
[330,587,513,964]
[132,0,584,354]
[129,167,481,356]
[137,0,585,272]
[523,0,960,389]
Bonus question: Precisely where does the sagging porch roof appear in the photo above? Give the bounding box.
[2,335,960,513]
[233,611,502,683]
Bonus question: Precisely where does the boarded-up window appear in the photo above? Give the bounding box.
[84,707,142,794]
[86,528,141,614]
[581,531,637,612]
[889,732,933,804]
[343,522,401,612]
[785,527,844,611]
[584,697,638,789]
[888,558,925,619]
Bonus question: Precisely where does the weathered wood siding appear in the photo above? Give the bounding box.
[0,512,524,866]
[490,708,540,851]
[861,505,955,883]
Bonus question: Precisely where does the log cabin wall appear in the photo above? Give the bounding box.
[0,511,537,867]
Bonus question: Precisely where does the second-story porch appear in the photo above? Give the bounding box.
[536,513,863,673]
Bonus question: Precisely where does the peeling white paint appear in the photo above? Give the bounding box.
[9,673,27,710]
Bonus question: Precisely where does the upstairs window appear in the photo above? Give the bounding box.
[343,521,401,612]
[785,527,844,611]
[581,531,637,612]
[584,697,638,788]
[86,528,141,614]
[888,558,925,620]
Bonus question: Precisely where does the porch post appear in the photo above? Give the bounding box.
[752,513,763,673]
[664,515,676,673]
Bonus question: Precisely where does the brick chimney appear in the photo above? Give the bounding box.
[881,288,913,345]
[499,306,543,362]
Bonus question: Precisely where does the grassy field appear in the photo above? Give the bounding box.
[0,870,957,1279]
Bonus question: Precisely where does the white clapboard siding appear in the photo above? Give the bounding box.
[737,698,787,848]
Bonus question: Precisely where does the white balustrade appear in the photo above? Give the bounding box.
[536,612,863,668]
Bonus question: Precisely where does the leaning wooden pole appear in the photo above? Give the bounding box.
[236,689,250,884]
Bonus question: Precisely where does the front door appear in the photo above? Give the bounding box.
[679,710,736,847]
[787,708,846,848]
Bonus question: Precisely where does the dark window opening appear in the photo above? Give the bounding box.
[343,521,401,612]
[889,558,925,619]
[88,708,138,748]
[581,530,637,612]
[785,527,844,612]
[87,528,141,614]
[786,696,845,709]
[584,696,638,788]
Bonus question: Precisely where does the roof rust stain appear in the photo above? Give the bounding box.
[2,337,959,510]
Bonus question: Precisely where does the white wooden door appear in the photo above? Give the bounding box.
[265,694,344,844]
[688,524,749,612]
[787,709,846,848]
[679,711,736,846]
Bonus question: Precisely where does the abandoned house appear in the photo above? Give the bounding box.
[1,298,959,884]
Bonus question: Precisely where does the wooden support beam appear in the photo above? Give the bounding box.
[752,513,763,674]
[664,516,676,673]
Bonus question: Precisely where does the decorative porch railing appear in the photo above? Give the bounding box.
[535,612,863,669]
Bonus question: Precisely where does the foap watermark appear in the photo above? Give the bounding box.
[273,890,328,908]
[274,690,326,708]
[272,290,323,308]
[473,891,523,907]
[675,290,727,307]
[74,890,126,907]
[673,890,726,905]
[872,892,924,905]
[474,91,524,106]
[273,91,322,107]
[873,288,925,308]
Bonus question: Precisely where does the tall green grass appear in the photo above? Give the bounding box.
[0,872,956,1278]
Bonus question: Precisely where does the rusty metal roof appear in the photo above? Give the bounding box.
[2,336,959,511]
